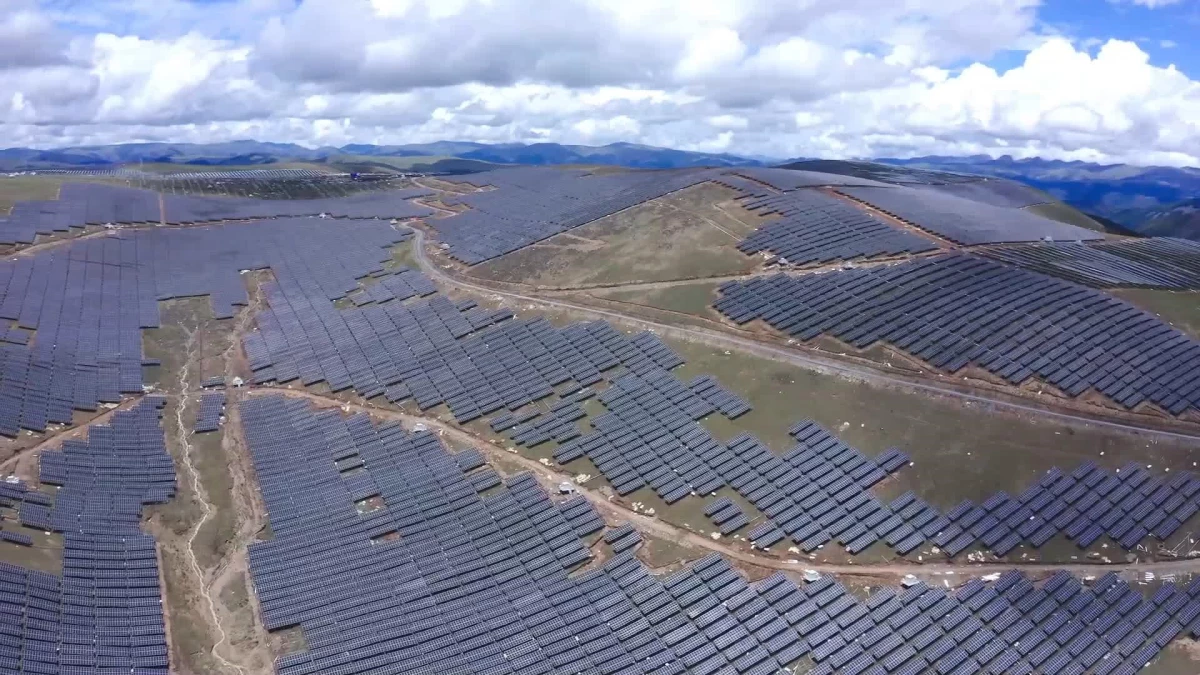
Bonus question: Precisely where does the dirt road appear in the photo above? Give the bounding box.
[406,227,1200,443]
[0,397,144,478]
[249,387,1200,580]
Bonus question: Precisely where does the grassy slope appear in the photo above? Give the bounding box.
[1024,201,1110,233]
[0,176,67,214]
[133,161,335,174]
[1114,289,1200,340]
[466,182,760,288]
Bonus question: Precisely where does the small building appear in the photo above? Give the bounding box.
[558,482,577,495]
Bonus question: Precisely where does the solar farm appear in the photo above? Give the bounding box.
[1,162,1199,675]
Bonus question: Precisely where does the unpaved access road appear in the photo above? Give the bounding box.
[249,387,1200,580]
[407,227,1200,443]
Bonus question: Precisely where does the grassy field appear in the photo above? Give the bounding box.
[387,240,420,270]
[326,154,457,170]
[465,183,763,288]
[1025,201,1107,232]
[651,336,1200,563]
[132,162,333,175]
[588,281,722,318]
[669,337,1200,506]
[0,503,63,574]
[1115,289,1200,340]
[0,176,66,214]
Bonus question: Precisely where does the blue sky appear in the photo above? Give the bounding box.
[1034,0,1199,75]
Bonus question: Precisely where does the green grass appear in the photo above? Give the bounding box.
[387,241,420,270]
[0,511,63,574]
[468,183,758,288]
[1114,289,1200,340]
[1025,201,1108,232]
[0,176,65,214]
[668,337,1200,509]
[591,282,721,317]
[133,161,333,175]
[325,154,457,172]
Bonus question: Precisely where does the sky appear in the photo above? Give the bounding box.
[2,0,1200,165]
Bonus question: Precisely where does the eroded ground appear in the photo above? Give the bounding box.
[142,293,276,675]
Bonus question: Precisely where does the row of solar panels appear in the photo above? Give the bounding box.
[713,254,1200,415]
[983,238,1200,290]
[736,189,938,267]
[0,182,435,244]
[433,167,728,263]
[0,218,411,436]
[194,392,225,433]
[246,265,687,425]
[2,398,173,673]
[241,395,1200,675]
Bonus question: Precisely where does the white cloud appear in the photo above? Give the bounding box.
[1116,0,1184,8]
[2,0,1199,166]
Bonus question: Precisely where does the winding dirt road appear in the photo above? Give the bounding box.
[249,386,1200,580]
[405,227,1200,443]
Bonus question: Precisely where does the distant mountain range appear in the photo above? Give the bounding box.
[874,155,1200,239]
[0,140,758,172]
[2,141,1196,239]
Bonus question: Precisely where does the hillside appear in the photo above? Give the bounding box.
[1130,198,1200,239]
[778,159,1112,233]
[2,163,1200,675]
[877,155,1200,237]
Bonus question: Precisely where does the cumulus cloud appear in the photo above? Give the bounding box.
[2,0,1199,166]
[0,1,73,68]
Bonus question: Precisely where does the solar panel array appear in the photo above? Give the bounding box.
[985,238,1200,290]
[837,186,1105,245]
[235,394,1140,675]
[557,494,605,538]
[0,530,32,546]
[0,217,413,437]
[686,375,752,419]
[764,568,1200,675]
[0,182,437,245]
[194,392,225,433]
[718,423,912,555]
[348,268,438,306]
[246,263,688,422]
[0,183,160,245]
[2,397,173,674]
[703,497,749,535]
[162,188,434,223]
[235,397,1200,675]
[919,180,1049,209]
[713,254,1200,414]
[736,190,938,266]
[731,168,890,191]
[507,401,586,447]
[603,522,643,553]
[553,368,750,502]
[932,460,1200,557]
[433,167,721,263]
